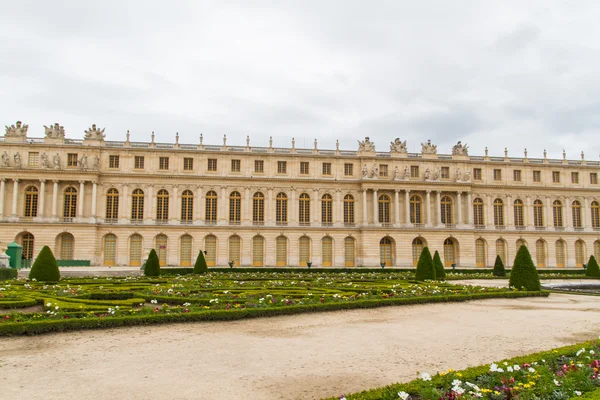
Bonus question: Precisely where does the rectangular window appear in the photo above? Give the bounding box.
[207,158,217,171]
[300,161,309,175]
[591,173,598,185]
[231,159,241,172]
[571,172,579,184]
[410,165,419,178]
[344,163,353,176]
[552,171,560,183]
[441,167,450,179]
[277,161,287,174]
[323,162,332,175]
[493,169,502,181]
[183,157,194,171]
[254,160,264,173]
[513,170,521,182]
[134,156,145,169]
[109,155,120,169]
[379,164,388,177]
[67,153,78,167]
[473,168,482,181]
[28,152,39,166]
[533,170,541,182]
[159,157,169,170]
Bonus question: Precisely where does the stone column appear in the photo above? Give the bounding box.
[506,195,513,228]
[466,192,473,225]
[373,189,378,224]
[290,188,296,225]
[171,185,179,223]
[486,195,493,227]
[564,196,571,229]
[362,189,367,226]
[0,178,5,218]
[145,185,154,224]
[11,179,19,217]
[394,189,400,226]
[38,179,46,219]
[313,188,320,224]
[436,191,442,226]
[584,197,589,230]
[220,186,227,224]
[91,181,98,222]
[546,196,552,228]
[404,190,410,225]
[51,180,59,219]
[77,181,85,217]
[335,189,342,225]
[457,191,463,226]
[426,190,431,226]
[195,185,202,224]
[267,187,273,225]
[526,196,533,229]
[244,187,251,223]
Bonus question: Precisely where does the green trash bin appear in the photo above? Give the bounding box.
[6,242,23,269]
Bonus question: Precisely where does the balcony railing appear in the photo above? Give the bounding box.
[413,223,424,228]
[275,221,288,226]
[344,222,356,227]
[474,224,486,230]
[445,224,456,229]
[594,227,600,232]
[130,218,144,224]
[574,227,584,232]
[380,222,392,228]
[180,219,194,225]
[535,226,546,231]
[321,222,333,227]
[105,218,118,224]
[228,221,241,226]
[252,221,265,226]
[554,226,565,231]
[155,219,169,225]
[299,222,311,227]
[204,220,217,226]
[495,225,506,230]
[515,225,527,230]
[61,217,74,223]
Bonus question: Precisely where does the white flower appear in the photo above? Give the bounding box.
[183,302,191,307]
[452,379,462,387]
[574,391,582,396]
[528,367,535,373]
[465,382,480,392]
[513,365,521,371]
[590,350,595,355]
[554,379,561,386]
[489,363,499,372]
[576,348,585,356]
[507,366,513,372]
[497,368,504,373]
[150,299,158,304]
[398,392,409,400]
[419,372,432,381]
[55,306,59,310]
[46,302,51,307]
[453,387,465,395]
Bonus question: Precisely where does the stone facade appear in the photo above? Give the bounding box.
[1,123,600,268]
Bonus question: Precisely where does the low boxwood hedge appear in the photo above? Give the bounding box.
[0,268,18,281]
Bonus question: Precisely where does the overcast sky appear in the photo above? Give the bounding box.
[1,1,599,159]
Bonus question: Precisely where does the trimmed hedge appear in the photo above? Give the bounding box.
[0,268,18,280]
[144,249,160,277]
[28,246,60,282]
[415,247,435,281]
[193,250,208,274]
[492,254,506,277]
[585,255,600,277]
[0,290,548,336]
[432,250,445,280]
[0,297,38,309]
[509,245,541,291]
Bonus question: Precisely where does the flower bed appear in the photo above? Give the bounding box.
[330,339,600,400]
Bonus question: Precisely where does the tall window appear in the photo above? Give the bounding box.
[63,187,77,219]
[473,168,482,181]
[229,191,241,224]
[105,188,119,221]
[513,199,524,227]
[181,190,194,222]
[516,239,526,252]
[321,236,333,266]
[344,237,355,267]
[475,239,486,267]
[231,159,241,172]
[572,201,582,228]
[592,201,600,228]
[28,152,39,166]
[129,234,143,266]
[276,236,287,266]
[441,167,450,179]
[595,240,600,261]
[575,240,585,267]
[159,157,169,170]
[536,240,546,267]
[21,233,34,260]
[207,158,217,171]
[205,235,217,266]
[252,236,264,267]
[553,200,563,227]
[205,191,217,223]
[183,158,194,171]
[533,200,544,227]
[323,162,332,176]
[134,156,145,169]
[493,198,504,226]
[410,166,419,178]
[344,163,353,176]
[156,189,169,221]
[104,234,117,266]
[591,173,598,185]
[180,235,192,266]
[59,233,75,260]
[299,193,310,225]
[277,161,287,174]
[552,171,560,183]
[156,235,168,266]
[229,235,241,266]
[513,170,522,181]
[533,170,541,182]
[380,237,393,266]
[321,194,332,224]
[378,194,390,224]
[343,194,355,225]
[572,172,579,184]
[443,238,456,267]
[67,153,78,167]
[412,238,424,266]
[379,164,388,177]
[299,236,311,266]
[493,169,502,181]
[473,198,484,226]
[254,160,264,173]
[300,161,309,175]
[441,196,452,224]
[109,155,120,169]
[555,240,565,267]
[131,189,144,221]
[276,192,288,224]
[24,186,39,218]
[410,195,422,224]
[252,192,264,224]
[496,239,506,265]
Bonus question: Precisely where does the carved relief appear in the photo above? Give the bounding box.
[4,121,28,138]
[84,124,106,140]
[357,137,375,152]
[14,152,21,168]
[53,153,61,169]
[41,153,50,168]
[1,151,8,167]
[44,123,66,139]
[370,163,379,178]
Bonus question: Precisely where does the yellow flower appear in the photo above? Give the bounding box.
[456,373,462,377]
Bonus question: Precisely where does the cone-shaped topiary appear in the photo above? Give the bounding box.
[415,246,436,281]
[493,255,506,277]
[193,250,208,274]
[509,245,540,290]
[585,255,600,277]
[28,245,60,281]
[144,249,161,277]
[432,250,445,280]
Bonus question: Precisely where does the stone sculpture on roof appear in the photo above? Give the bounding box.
[84,124,106,140]
[390,138,407,153]
[357,137,375,152]
[4,121,28,138]
[452,141,469,156]
[44,123,65,139]
[421,140,437,155]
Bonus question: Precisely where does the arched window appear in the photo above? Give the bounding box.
[553,200,563,227]
[591,201,599,229]
[380,237,393,266]
[412,238,424,266]
[496,239,507,265]
[513,199,524,227]
[572,201,582,228]
[533,200,544,227]
[535,240,546,267]
[205,235,217,266]
[343,194,355,225]
[410,195,422,224]
[475,238,486,267]
[205,191,218,223]
[378,194,390,224]
[276,236,287,266]
[228,235,241,266]
[180,234,192,266]
[129,234,143,266]
[63,187,77,219]
[18,232,35,260]
[24,186,39,218]
[155,234,168,266]
[58,232,75,260]
[493,198,504,226]
[253,236,265,266]
[229,191,241,224]
[299,193,310,225]
[156,189,169,221]
[322,236,333,266]
[594,240,600,261]
[441,196,452,224]
[253,192,264,224]
[443,238,456,267]
[555,240,566,267]
[131,189,144,221]
[106,188,119,221]
[299,236,311,266]
[180,190,194,222]
[321,194,333,225]
[276,192,288,225]
[104,234,117,266]
[473,198,484,226]
[575,240,585,267]
[344,237,355,267]
[516,239,527,252]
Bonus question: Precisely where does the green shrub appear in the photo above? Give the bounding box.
[415,246,435,281]
[28,246,60,282]
[0,268,18,281]
[193,250,208,274]
[432,250,445,280]
[585,255,600,277]
[493,255,506,277]
[144,249,160,277]
[509,245,540,291]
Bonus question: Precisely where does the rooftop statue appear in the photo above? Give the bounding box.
[4,121,28,137]
[452,140,469,156]
[357,137,375,152]
[421,139,437,155]
[84,124,106,140]
[44,123,65,139]
[390,138,407,153]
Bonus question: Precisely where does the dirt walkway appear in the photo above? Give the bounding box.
[2,293,599,400]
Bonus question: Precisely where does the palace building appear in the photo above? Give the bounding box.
[1,121,599,268]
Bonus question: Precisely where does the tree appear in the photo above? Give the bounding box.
[433,250,445,280]
[509,245,540,291]
[28,245,60,281]
[585,255,600,277]
[415,246,435,281]
[144,249,161,277]
[193,250,208,274]
[493,255,506,277]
